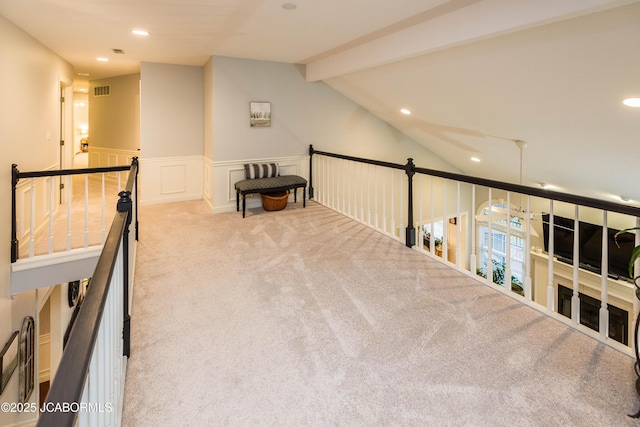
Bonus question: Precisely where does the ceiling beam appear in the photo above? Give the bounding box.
[305,0,636,82]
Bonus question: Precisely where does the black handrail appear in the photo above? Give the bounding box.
[309,145,640,242]
[10,163,135,263]
[36,160,138,427]
[309,146,640,417]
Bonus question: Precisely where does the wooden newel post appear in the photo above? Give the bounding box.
[11,164,20,263]
[117,190,132,358]
[405,158,416,248]
[309,144,315,200]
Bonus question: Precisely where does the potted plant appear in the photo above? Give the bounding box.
[476,259,524,296]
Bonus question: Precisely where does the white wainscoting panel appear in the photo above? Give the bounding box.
[203,157,214,210]
[16,164,59,250]
[87,146,139,169]
[211,155,309,214]
[140,155,204,205]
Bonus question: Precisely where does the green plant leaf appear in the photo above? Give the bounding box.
[629,245,640,279]
[613,227,639,278]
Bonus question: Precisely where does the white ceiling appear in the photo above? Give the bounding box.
[1,0,639,204]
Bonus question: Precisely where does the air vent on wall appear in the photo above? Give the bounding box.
[93,85,111,97]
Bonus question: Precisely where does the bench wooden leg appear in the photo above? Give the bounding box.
[293,187,297,203]
[236,191,240,212]
[242,195,246,218]
[303,187,306,208]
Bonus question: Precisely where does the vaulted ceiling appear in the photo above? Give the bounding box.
[1,0,639,204]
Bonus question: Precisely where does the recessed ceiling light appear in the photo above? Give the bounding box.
[400,108,411,115]
[132,29,149,36]
[470,157,480,162]
[623,98,640,107]
[282,2,297,10]
[620,196,631,202]
[77,72,90,76]
[97,57,109,62]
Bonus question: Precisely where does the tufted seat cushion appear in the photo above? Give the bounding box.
[234,175,307,193]
[234,174,307,217]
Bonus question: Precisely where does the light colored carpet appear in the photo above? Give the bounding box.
[122,200,638,426]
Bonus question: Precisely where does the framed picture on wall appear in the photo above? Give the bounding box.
[250,102,271,127]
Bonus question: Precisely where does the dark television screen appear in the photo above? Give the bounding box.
[542,214,575,262]
[542,213,634,280]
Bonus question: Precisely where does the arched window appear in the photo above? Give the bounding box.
[476,201,526,293]
[19,316,34,403]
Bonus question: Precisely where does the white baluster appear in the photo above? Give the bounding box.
[97,314,106,426]
[320,155,325,206]
[399,170,404,238]
[633,218,640,349]
[382,168,387,234]
[66,175,72,251]
[101,173,106,244]
[571,206,580,324]
[487,189,493,282]
[360,163,364,222]
[470,185,477,273]
[340,160,347,215]
[505,192,512,292]
[429,176,435,256]
[524,195,532,301]
[390,170,395,237]
[88,349,99,426]
[344,160,353,218]
[547,200,555,311]
[29,179,35,257]
[456,182,462,268]
[84,174,89,248]
[419,174,424,251]
[374,166,379,229]
[442,179,448,261]
[600,211,609,339]
[78,380,89,426]
[367,164,371,226]
[48,177,54,254]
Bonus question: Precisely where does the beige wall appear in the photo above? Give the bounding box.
[0,15,74,425]
[210,56,458,170]
[89,73,140,152]
[140,62,203,159]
